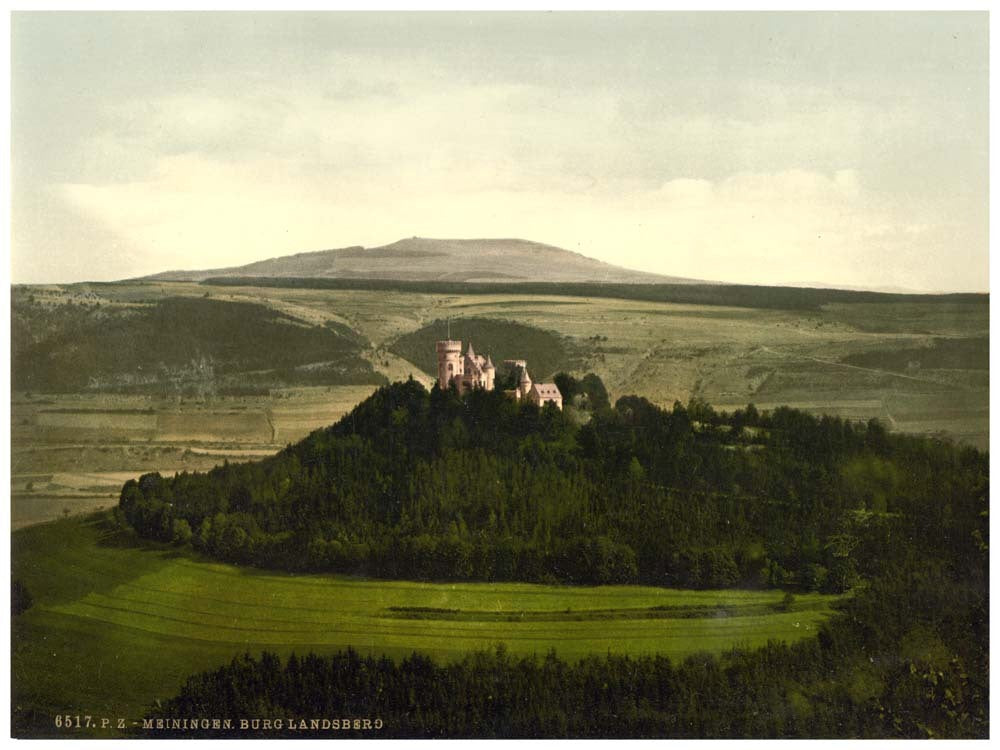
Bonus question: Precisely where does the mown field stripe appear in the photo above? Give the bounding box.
[68,588,833,636]
[111,575,831,618]
[162,557,802,601]
[103,581,375,616]
[74,591,362,628]
[53,605,825,647]
[52,597,831,644]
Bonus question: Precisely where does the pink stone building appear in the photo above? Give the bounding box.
[436,340,562,410]
[436,340,495,393]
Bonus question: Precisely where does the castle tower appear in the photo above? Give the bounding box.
[436,340,463,390]
[484,355,495,391]
[517,366,532,400]
[464,342,479,375]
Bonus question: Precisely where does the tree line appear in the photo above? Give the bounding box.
[201,275,988,312]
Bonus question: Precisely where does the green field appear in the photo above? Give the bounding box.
[12,514,839,736]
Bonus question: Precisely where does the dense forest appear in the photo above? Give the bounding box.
[121,378,988,738]
[200,276,988,312]
[120,378,987,593]
[11,295,384,392]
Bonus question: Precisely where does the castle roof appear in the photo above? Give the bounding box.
[484,355,494,369]
[466,342,476,359]
[519,367,532,384]
[532,383,562,399]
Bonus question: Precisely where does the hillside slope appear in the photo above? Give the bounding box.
[142,237,701,284]
[11,296,385,393]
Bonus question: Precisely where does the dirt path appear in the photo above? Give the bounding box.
[365,349,436,388]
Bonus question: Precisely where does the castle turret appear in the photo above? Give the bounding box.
[436,340,463,390]
[517,366,532,399]
[484,355,495,390]
[464,342,479,373]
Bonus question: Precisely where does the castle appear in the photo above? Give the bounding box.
[435,340,563,410]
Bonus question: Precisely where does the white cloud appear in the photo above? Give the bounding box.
[13,19,988,291]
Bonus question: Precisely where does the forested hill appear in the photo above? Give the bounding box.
[124,378,989,737]
[120,379,987,595]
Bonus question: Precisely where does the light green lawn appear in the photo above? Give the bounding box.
[12,513,838,736]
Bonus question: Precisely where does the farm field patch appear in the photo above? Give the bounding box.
[10,386,379,527]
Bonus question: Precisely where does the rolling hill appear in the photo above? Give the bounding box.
[140,237,703,284]
[11,296,385,393]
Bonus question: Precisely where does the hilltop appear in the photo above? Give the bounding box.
[140,237,702,284]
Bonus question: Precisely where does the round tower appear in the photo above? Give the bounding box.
[436,340,463,390]
[484,354,495,390]
[518,366,532,399]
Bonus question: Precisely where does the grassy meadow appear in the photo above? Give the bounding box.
[12,513,839,736]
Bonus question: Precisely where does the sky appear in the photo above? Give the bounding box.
[9,12,990,291]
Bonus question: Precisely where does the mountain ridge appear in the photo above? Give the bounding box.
[138,237,705,285]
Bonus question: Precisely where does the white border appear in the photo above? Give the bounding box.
[1,5,993,749]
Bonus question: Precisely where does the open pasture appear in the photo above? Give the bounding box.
[10,385,379,528]
[12,514,839,735]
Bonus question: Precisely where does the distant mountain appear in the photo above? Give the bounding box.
[139,237,704,284]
